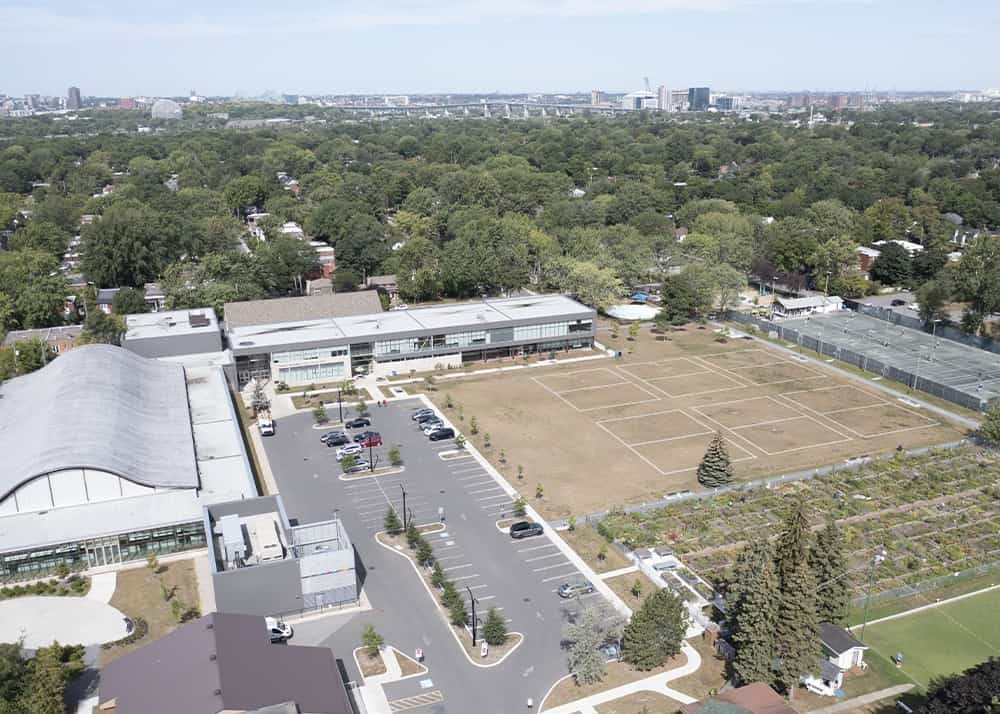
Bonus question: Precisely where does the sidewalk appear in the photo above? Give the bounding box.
[811,684,914,713]
[85,572,116,604]
[541,640,702,714]
[192,553,216,614]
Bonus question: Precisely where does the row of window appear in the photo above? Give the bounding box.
[374,322,591,357]
[272,347,349,364]
[276,361,347,385]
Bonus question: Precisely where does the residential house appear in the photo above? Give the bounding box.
[680,682,796,714]
[95,288,119,314]
[772,295,843,318]
[143,282,166,312]
[2,325,83,354]
[310,241,335,278]
[365,274,399,299]
[246,212,270,240]
[306,278,333,296]
[801,623,868,696]
[873,239,924,257]
[97,612,354,714]
[856,245,881,273]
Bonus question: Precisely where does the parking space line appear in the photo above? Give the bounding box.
[467,485,503,494]
[443,564,473,571]
[533,562,571,572]
[466,584,488,590]
[451,574,480,581]
[477,595,496,601]
[517,544,557,552]
[525,552,564,563]
[456,474,488,482]
[449,465,483,472]
[475,494,510,502]
[542,572,580,582]
[434,555,466,561]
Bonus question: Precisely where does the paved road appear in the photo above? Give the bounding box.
[263,400,603,713]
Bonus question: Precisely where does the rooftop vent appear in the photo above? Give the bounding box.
[189,312,210,328]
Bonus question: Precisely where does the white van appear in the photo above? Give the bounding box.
[265,617,293,642]
[258,416,275,436]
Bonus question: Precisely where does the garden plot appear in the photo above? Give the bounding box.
[632,432,755,476]
[732,415,851,455]
[536,367,629,393]
[618,357,709,381]
[692,396,804,429]
[643,369,745,398]
[698,349,789,369]
[735,361,826,385]
[825,403,939,438]
[781,384,887,413]
[597,409,712,446]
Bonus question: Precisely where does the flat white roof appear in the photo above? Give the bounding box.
[124,308,219,340]
[228,295,593,351]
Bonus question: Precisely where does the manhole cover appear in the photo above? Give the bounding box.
[522,597,531,603]
[440,489,446,494]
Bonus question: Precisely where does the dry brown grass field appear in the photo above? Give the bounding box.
[429,322,964,519]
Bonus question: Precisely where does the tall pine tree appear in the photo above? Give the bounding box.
[621,589,689,671]
[697,432,733,488]
[731,541,779,687]
[810,520,850,624]
[773,557,821,697]
[775,497,811,592]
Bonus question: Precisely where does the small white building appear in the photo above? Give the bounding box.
[773,295,844,318]
[801,623,868,696]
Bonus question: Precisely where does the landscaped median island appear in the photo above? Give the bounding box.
[540,653,687,711]
[375,515,523,665]
[0,572,90,600]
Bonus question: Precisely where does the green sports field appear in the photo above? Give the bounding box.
[859,587,1000,689]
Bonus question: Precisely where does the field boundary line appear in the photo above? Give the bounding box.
[556,380,632,394]
[851,583,1000,629]
[532,374,586,412]
[594,420,671,476]
[629,430,716,447]
[612,364,673,400]
[597,408,700,425]
[824,402,894,415]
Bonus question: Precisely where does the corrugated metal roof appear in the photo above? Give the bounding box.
[0,344,198,502]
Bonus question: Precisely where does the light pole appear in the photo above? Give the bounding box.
[467,585,479,646]
[931,319,941,359]
[859,545,887,643]
[400,485,407,530]
[824,271,831,295]
[336,388,344,423]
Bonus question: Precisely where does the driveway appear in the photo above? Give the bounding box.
[262,399,605,713]
[0,597,129,649]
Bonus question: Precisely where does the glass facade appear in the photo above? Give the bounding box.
[373,320,591,358]
[0,522,206,581]
[272,347,348,364]
[276,361,346,384]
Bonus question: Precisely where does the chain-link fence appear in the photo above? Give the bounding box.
[852,559,1000,607]
[727,311,993,412]
[849,300,1000,356]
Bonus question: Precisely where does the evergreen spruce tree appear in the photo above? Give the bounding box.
[696,433,733,488]
[384,507,402,533]
[775,497,812,592]
[415,537,434,566]
[725,540,768,634]
[621,589,688,671]
[810,520,850,624]
[731,543,779,686]
[405,520,420,549]
[482,607,508,646]
[773,558,821,697]
[23,644,67,714]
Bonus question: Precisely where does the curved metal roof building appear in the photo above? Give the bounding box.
[151,98,183,120]
[0,344,197,504]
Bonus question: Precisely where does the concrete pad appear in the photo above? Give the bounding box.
[0,596,129,649]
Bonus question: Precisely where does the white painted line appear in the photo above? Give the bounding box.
[451,574,480,582]
[542,572,580,583]
[468,486,504,495]
[443,564,473,572]
[477,595,496,601]
[476,494,511,502]
[525,552,565,563]
[517,544,557,553]
[466,584,488,590]
[533,562,571,572]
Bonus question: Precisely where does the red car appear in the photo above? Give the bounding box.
[359,434,383,448]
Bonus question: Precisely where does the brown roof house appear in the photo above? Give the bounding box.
[97,612,353,714]
[680,682,796,714]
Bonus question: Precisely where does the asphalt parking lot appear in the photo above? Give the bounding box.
[261,397,605,713]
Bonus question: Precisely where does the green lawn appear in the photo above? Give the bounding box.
[860,587,1000,689]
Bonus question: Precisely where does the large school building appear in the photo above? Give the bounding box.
[223,293,597,388]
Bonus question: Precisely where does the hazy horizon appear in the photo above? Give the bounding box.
[1,0,997,98]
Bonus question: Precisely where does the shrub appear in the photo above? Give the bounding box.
[101,618,148,649]
[416,538,435,566]
[448,599,468,627]
[431,561,447,588]
[512,496,527,517]
[405,521,421,549]
[361,624,384,657]
[388,446,402,465]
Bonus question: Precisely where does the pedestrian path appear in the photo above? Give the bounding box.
[85,572,116,604]
[811,684,914,713]
[192,554,216,614]
[541,640,702,714]
[598,565,638,580]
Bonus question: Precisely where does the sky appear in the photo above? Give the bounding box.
[1,0,997,97]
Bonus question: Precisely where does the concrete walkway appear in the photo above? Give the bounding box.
[0,597,129,649]
[192,553,216,614]
[541,640,702,714]
[812,684,914,713]
[598,565,638,580]
[85,572,116,604]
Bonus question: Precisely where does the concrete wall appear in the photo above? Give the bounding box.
[123,329,223,359]
[369,352,463,377]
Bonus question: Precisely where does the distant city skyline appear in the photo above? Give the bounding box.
[0,0,996,97]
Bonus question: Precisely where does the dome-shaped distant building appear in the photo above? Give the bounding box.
[151,99,183,120]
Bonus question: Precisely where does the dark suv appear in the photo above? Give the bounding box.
[345,417,371,429]
[428,427,455,441]
[509,521,543,539]
[324,433,350,447]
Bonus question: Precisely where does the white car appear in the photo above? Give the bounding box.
[336,444,363,459]
[421,420,445,435]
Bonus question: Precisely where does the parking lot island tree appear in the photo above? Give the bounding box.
[312,403,328,425]
[416,538,435,567]
[388,445,402,465]
[405,521,420,549]
[356,398,367,416]
[482,607,508,646]
[563,604,625,685]
[621,589,689,671]
[339,454,356,472]
[454,434,466,450]
[512,495,527,517]
[361,624,384,658]
[384,507,402,534]
[696,432,733,488]
[431,561,446,589]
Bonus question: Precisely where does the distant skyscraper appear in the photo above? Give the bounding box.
[687,87,710,111]
[66,86,81,110]
[715,95,743,112]
[590,89,606,106]
[829,94,850,111]
[119,97,136,110]
[657,85,671,112]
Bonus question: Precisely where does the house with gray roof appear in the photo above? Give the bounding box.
[97,612,353,714]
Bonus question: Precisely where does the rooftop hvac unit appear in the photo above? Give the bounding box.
[219,514,246,568]
[189,312,210,328]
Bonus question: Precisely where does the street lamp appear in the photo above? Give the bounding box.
[399,485,408,529]
[467,585,479,646]
[931,319,941,359]
[859,545,887,643]
[824,271,831,295]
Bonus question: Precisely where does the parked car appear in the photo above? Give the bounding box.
[343,460,371,474]
[345,417,371,429]
[601,642,621,661]
[353,430,380,443]
[557,582,595,598]
[257,417,275,436]
[412,408,435,420]
[335,444,363,459]
[891,298,906,306]
[509,521,543,539]
[421,420,445,434]
[266,617,293,643]
[428,427,455,441]
[415,412,440,424]
[359,434,383,447]
[325,433,350,447]
[320,430,345,444]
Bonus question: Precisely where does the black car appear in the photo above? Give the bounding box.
[415,412,439,424]
[353,430,380,443]
[320,430,345,443]
[345,417,371,429]
[324,433,350,447]
[891,298,906,307]
[428,427,455,441]
[412,408,435,421]
[509,521,543,539]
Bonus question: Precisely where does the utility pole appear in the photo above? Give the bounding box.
[400,485,407,530]
[824,271,831,295]
[859,545,887,643]
[337,388,343,423]
[467,585,479,646]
